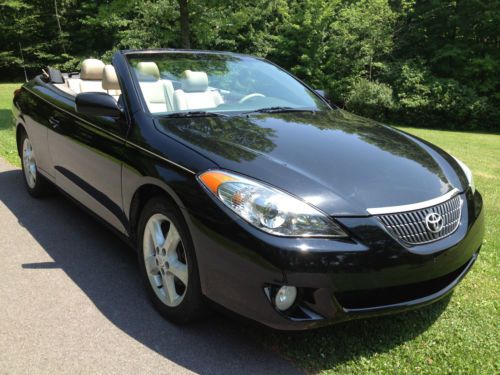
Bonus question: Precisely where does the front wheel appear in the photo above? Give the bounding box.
[137,197,206,323]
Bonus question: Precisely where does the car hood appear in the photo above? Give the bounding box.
[155,110,464,216]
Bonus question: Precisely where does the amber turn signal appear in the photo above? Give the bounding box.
[199,171,236,195]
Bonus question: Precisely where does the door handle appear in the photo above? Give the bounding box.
[48,116,61,129]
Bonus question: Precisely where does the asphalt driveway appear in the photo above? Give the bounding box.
[0,158,302,374]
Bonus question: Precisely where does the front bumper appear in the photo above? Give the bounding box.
[185,190,484,330]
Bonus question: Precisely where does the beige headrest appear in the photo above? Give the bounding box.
[181,70,208,92]
[102,65,120,90]
[81,59,105,80]
[136,62,160,81]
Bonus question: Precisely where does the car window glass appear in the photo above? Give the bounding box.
[127,53,328,115]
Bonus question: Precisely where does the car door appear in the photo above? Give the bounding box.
[48,99,128,234]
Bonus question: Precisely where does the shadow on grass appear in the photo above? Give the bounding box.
[0,109,13,130]
[249,295,450,371]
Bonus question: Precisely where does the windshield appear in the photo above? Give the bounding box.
[127,52,328,115]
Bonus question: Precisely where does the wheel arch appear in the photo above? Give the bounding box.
[15,122,27,156]
[127,179,189,246]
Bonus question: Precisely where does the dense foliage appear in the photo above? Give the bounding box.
[1,0,498,131]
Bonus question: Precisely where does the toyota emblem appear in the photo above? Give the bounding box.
[425,212,444,233]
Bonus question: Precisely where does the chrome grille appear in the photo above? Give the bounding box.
[377,195,462,245]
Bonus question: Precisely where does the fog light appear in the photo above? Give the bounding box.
[274,285,297,311]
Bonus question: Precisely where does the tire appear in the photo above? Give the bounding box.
[137,196,206,324]
[19,130,52,198]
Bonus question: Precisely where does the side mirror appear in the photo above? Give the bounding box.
[75,92,122,118]
[315,89,329,101]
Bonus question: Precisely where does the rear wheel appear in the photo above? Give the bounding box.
[137,197,205,323]
[20,131,52,197]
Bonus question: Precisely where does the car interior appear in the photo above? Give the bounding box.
[51,58,225,113]
[52,59,121,99]
[133,61,224,113]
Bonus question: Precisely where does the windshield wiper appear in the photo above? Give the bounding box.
[241,106,317,115]
[159,111,229,118]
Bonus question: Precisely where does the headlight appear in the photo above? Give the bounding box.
[198,170,348,237]
[453,156,475,193]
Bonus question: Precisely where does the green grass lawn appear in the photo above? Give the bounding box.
[0,83,22,165]
[0,83,498,373]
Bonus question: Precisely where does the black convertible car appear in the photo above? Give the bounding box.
[12,49,484,330]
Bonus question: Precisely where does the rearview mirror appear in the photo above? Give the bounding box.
[75,92,122,118]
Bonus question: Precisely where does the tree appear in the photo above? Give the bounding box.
[0,0,497,130]
[0,0,68,78]
[178,0,190,48]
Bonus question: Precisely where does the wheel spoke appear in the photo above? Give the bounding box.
[169,259,188,285]
[163,224,181,255]
[29,164,36,180]
[145,255,159,275]
[154,220,166,249]
[161,273,178,305]
[148,219,165,250]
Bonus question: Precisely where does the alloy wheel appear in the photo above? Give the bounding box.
[143,213,189,307]
[22,137,37,189]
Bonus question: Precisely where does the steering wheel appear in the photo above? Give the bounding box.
[239,93,265,104]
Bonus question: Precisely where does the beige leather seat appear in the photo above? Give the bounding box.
[173,70,223,111]
[67,59,106,94]
[102,65,121,100]
[136,62,174,113]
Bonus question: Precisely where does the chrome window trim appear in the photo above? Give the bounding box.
[367,188,460,215]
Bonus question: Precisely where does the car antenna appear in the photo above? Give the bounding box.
[18,41,28,82]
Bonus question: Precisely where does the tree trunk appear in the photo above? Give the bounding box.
[54,0,67,54]
[178,0,190,49]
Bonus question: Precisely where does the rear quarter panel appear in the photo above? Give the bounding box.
[14,78,55,179]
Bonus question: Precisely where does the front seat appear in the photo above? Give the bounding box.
[136,62,174,113]
[102,65,121,100]
[67,59,106,94]
[173,70,223,111]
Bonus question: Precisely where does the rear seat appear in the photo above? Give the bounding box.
[67,59,106,94]
[102,65,121,100]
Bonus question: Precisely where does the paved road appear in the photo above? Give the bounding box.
[0,159,302,374]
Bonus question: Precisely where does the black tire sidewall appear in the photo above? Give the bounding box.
[137,196,204,323]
